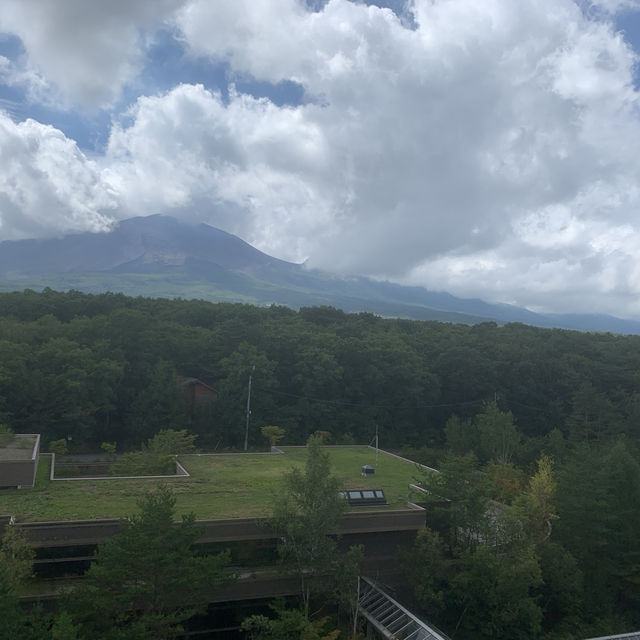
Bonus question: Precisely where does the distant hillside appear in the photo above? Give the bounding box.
[1,214,639,334]
[0,215,290,275]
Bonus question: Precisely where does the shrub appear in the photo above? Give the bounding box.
[147,429,197,455]
[109,451,175,476]
[49,439,69,457]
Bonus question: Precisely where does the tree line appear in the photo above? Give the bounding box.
[0,288,639,458]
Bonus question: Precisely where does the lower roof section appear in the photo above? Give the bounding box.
[1,506,426,548]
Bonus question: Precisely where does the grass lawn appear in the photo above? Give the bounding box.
[0,447,425,523]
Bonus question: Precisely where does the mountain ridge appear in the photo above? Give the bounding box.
[1,215,639,334]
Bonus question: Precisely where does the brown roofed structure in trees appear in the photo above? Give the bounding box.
[178,376,218,408]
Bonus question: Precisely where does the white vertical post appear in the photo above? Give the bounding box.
[244,365,255,451]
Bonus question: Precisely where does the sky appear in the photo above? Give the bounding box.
[1,0,640,318]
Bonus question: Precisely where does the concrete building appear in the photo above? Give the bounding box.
[0,434,40,488]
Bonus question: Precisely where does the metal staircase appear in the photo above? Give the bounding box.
[358,576,450,640]
[583,634,640,640]
[358,576,640,640]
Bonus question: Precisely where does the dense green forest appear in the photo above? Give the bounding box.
[1,288,640,454]
[2,288,640,638]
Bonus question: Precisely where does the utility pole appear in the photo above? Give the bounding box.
[375,424,379,468]
[244,365,255,451]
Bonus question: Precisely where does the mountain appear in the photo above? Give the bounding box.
[1,214,639,334]
[0,215,290,275]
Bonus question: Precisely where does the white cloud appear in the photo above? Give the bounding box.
[0,0,187,108]
[101,84,336,257]
[584,0,640,15]
[170,0,640,317]
[2,0,640,318]
[0,113,117,239]
[0,54,59,109]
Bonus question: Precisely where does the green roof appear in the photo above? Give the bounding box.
[0,446,423,522]
[0,435,37,461]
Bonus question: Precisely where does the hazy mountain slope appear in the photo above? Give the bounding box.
[1,215,639,333]
[0,215,289,276]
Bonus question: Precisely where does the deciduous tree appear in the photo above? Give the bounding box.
[270,435,345,618]
[419,453,493,551]
[450,545,542,640]
[148,428,198,454]
[0,525,39,640]
[261,425,286,450]
[242,603,340,640]
[477,400,520,465]
[0,524,34,591]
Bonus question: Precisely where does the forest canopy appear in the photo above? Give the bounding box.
[1,289,640,636]
[0,288,639,456]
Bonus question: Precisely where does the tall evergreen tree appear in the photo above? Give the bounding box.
[66,485,230,640]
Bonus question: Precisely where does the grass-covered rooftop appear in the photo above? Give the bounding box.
[0,446,424,522]
[0,434,38,461]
